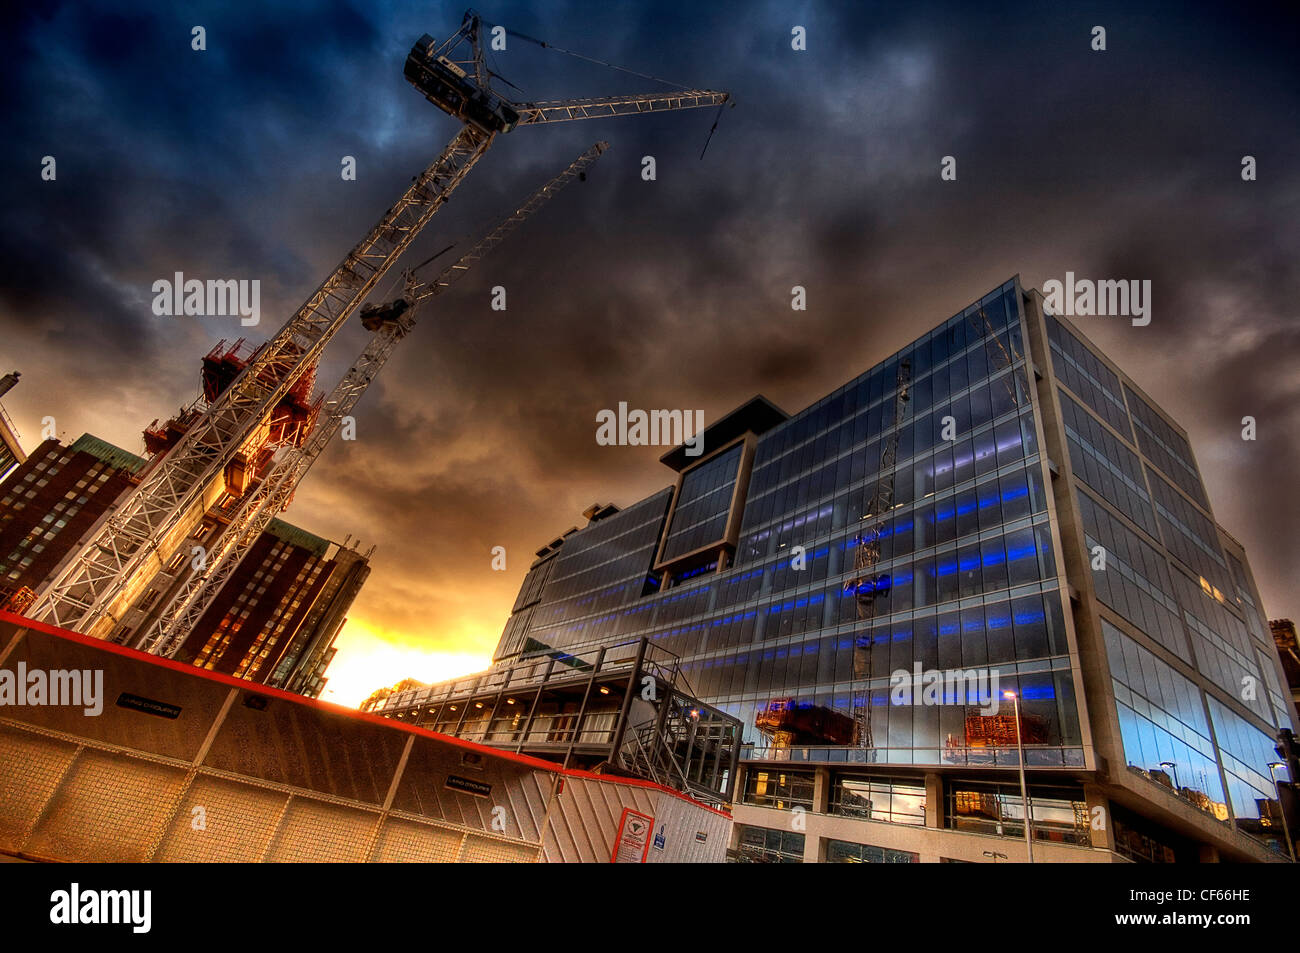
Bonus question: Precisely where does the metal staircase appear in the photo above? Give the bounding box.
[614,652,736,806]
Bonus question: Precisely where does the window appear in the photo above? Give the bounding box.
[830,775,926,825]
[1207,696,1290,854]
[946,781,1090,845]
[825,839,917,863]
[662,444,744,562]
[731,825,804,863]
[742,770,814,810]
[1112,804,1181,862]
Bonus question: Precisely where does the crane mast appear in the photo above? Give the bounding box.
[137,143,609,658]
[845,360,911,752]
[28,8,728,643]
[972,306,1021,407]
[411,142,608,301]
[30,125,493,636]
[843,305,1020,751]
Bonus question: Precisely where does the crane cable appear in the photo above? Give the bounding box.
[373,240,459,304]
[408,241,459,275]
[699,101,728,159]
[477,16,694,92]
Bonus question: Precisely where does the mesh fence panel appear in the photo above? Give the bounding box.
[458,833,542,863]
[0,723,78,851]
[264,798,381,863]
[152,775,289,863]
[21,748,188,862]
[369,818,466,863]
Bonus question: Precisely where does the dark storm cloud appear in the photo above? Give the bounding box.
[1,0,1297,678]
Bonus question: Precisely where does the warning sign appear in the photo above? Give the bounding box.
[611,808,655,863]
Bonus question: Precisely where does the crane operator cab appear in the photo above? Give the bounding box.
[404,34,521,134]
[358,297,414,334]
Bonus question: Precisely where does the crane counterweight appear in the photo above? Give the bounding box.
[405,33,521,134]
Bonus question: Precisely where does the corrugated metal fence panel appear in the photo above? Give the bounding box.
[203,696,408,805]
[541,776,731,863]
[643,790,731,863]
[542,775,657,862]
[0,719,546,863]
[0,623,231,760]
[388,733,554,842]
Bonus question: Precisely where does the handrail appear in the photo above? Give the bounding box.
[373,633,736,806]
[378,634,690,711]
[0,402,20,442]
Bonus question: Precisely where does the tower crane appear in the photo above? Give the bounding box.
[970,306,1020,408]
[29,9,729,639]
[841,305,1021,750]
[135,143,608,659]
[844,360,912,752]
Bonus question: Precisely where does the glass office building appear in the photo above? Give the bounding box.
[385,276,1296,863]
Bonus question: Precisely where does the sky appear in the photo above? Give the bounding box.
[1,0,1297,708]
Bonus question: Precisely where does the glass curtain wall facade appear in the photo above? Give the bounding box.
[1043,307,1295,850]
[421,275,1294,863]
[495,279,1082,771]
[475,274,1298,861]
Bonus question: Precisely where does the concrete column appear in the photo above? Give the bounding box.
[925,773,944,828]
[798,767,832,863]
[1084,783,1114,851]
[813,766,831,814]
[801,805,821,864]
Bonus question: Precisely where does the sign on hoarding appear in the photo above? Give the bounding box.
[611,808,654,863]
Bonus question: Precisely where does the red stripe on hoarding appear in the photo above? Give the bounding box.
[0,610,731,818]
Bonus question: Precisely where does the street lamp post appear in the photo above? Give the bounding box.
[1160,760,1180,792]
[1267,762,1296,862]
[1003,690,1033,863]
